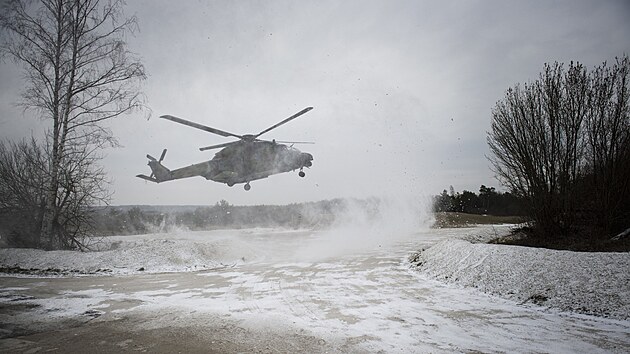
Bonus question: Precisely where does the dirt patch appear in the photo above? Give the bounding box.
[0,310,334,354]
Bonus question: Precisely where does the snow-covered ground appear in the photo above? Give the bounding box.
[411,237,630,320]
[1,226,629,353]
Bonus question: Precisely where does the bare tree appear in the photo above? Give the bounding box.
[585,56,630,235]
[0,138,47,247]
[488,55,630,240]
[488,61,589,236]
[0,137,108,249]
[1,0,146,249]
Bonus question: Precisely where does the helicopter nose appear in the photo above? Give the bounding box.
[301,152,313,166]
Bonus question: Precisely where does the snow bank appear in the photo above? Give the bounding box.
[411,238,630,320]
[0,231,263,276]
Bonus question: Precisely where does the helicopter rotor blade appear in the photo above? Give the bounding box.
[199,141,240,151]
[274,140,315,144]
[255,107,313,139]
[160,115,242,139]
[252,138,314,145]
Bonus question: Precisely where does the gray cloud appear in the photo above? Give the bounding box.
[1,0,629,205]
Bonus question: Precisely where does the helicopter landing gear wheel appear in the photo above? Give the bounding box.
[244,183,251,191]
[227,182,235,187]
[299,170,306,178]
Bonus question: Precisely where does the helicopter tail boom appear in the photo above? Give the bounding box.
[137,149,219,183]
[146,159,172,182]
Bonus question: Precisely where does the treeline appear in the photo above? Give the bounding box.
[432,185,526,216]
[2,197,386,246]
[91,199,351,236]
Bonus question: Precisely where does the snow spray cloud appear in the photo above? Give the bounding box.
[292,104,436,262]
[293,193,434,261]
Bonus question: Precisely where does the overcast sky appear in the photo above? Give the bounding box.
[1,0,629,206]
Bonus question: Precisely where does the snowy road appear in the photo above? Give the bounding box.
[1,227,629,353]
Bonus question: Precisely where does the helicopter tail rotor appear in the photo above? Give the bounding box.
[148,149,168,178]
[137,149,171,183]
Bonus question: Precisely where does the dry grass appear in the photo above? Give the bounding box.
[432,212,527,228]
[434,213,630,252]
[490,226,630,252]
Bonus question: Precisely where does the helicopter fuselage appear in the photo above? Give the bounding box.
[137,107,315,190]
[143,140,313,188]
[204,140,313,185]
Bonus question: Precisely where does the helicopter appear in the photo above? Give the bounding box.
[136,107,314,191]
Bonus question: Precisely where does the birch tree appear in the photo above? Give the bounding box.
[1,0,146,249]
